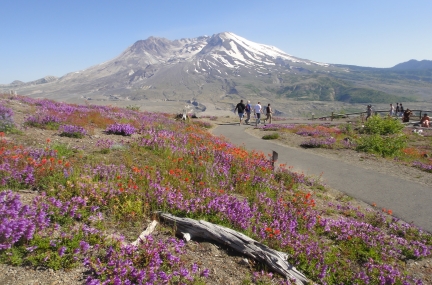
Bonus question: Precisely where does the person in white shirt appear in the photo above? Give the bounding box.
[389,104,395,117]
[254,102,262,126]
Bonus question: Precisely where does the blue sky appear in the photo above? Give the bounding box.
[1,0,431,84]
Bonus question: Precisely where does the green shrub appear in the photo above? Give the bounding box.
[51,143,75,158]
[60,132,84,139]
[126,105,140,111]
[363,115,404,135]
[356,134,407,157]
[0,122,21,134]
[262,133,279,140]
[341,123,354,136]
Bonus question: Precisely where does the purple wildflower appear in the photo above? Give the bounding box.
[106,123,136,136]
[59,124,87,138]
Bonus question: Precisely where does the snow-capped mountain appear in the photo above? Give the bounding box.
[75,31,329,85]
[116,32,327,71]
[2,32,426,105]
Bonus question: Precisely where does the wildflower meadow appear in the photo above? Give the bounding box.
[0,94,431,284]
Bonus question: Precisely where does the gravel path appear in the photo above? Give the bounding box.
[212,122,432,233]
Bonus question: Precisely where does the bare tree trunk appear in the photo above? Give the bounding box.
[158,212,309,285]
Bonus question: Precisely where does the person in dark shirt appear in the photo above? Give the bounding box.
[244,100,252,124]
[264,103,273,124]
[402,109,412,123]
[234,99,246,125]
[366,105,372,121]
[395,103,400,117]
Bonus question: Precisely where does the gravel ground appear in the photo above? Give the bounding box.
[0,264,87,285]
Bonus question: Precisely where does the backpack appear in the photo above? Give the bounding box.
[245,104,251,112]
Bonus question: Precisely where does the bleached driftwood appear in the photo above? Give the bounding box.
[158,212,309,285]
[131,220,158,246]
[182,232,191,242]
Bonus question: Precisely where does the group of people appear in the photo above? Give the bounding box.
[401,108,430,127]
[388,102,412,118]
[367,103,430,128]
[234,100,273,126]
[389,103,411,122]
[392,103,430,127]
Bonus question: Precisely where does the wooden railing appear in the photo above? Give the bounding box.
[311,109,432,123]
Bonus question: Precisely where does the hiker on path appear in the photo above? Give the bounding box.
[395,103,400,117]
[234,99,246,125]
[402,108,412,123]
[254,102,262,126]
[265,103,273,124]
[366,105,372,121]
[244,100,252,124]
[399,103,404,117]
[389,104,395,117]
[420,113,430,128]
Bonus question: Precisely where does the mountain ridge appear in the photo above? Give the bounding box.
[391,59,432,70]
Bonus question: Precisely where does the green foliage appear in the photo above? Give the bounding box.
[262,133,279,140]
[244,84,261,95]
[59,132,84,139]
[341,123,354,136]
[274,170,295,190]
[336,88,413,103]
[335,65,432,84]
[0,121,19,134]
[0,247,26,266]
[356,134,407,157]
[126,105,140,111]
[276,75,414,103]
[25,121,61,130]
[112,194,145,224]
[363,115,404,135]
[51,143,75,158]
[0,229,95,270]
[45,122,60,130]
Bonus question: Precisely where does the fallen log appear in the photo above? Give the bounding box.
[158,212,309,285]
[131,220,158,246]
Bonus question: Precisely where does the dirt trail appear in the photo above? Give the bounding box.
[212,122,432,233]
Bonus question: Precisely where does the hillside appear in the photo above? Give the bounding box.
[392,59,432,70]
[1,94,431,284]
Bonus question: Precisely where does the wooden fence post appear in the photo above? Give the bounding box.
[272,151,278,171]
